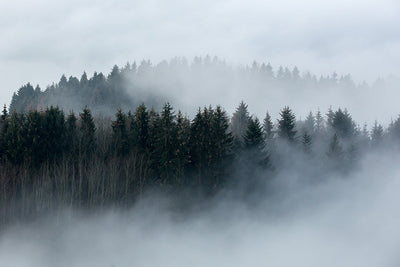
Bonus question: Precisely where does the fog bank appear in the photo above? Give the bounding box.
[1,151,400,267]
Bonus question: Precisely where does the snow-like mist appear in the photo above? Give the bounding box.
[1,150,400,267]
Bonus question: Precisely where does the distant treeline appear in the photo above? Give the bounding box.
[9,57,359,116]
[1,101,399,225]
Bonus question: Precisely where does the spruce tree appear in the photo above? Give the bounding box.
[130,104,150,154]
[371,120,383,146]
[277,106,297,142]
[263,112,273,141]
[155,103,178,185]
[327,133,344,160]
[231,101,250,143]
[244,117,269,168]
[302,131,312,155]
[112,109,129,156]
[79,107,96,157]
[65,112,78,155]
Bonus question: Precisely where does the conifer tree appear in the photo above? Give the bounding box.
[79,107,96,157]
[65,112,77,155]
[302,131,312,155]
[371,120,383,146]
[244,117,269,168]
[327,133,344,160]
[43,106,66,162]
[209,106,234,186]
[231,101,250,143]
[315,109,324,134]
[3,111,26,164]
[304,111,315,135]
[331,108,356,139]
[263,112,273,142]
[130,104,150,154]
[155,103,178,184]
[112,109,129,156]
[24,110,44,166]
[175,111,191,184]
[277,106,297,142]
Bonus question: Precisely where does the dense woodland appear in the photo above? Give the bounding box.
[1,99,400,225]
[2,60,400,226]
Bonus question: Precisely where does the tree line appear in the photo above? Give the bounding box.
[9,57,359,116]
[1,101,400,226]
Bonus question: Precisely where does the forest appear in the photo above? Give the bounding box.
[2,61,400,227]
[1,98,399,226]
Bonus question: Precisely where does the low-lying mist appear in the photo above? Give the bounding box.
[1,150,399,267]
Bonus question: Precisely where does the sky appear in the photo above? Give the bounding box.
[1,0,400,106]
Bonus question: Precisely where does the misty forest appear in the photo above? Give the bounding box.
[0,60,398,227]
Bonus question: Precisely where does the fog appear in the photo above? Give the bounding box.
[1,150,400,267]
[1,0,400,106]
[121,59,400,126]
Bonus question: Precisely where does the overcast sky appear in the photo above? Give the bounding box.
[1,0,400,105]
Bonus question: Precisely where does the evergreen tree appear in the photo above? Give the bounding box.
[331,108,356,139]
[327,133,344,160]
[231,101,250,143]
[3,111,26,164]
[112,109,129,156]
[154,103,178,185]
[304,111,315,135]
[371,120,383,147]
[1,105,8,121]
[65,112,78,155]
[175,111,191,184]
[244,117,269,168]
[79,107,96,156]
[263,112,274,142]
[277,106,297,142]
[24,110,45,166]
[209,106,234,186]
[42,106,66,161]
[302,131,312,155]
[130,104,150,154]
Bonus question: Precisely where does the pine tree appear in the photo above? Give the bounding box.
[315,109,324,134]
[304,111,315,135]
[79,107,96,157]
[209,106,234,186]
[1,105,8,121]
[175,111,191,184]
[154,103,178,185]
[112,109,129,156]
[43,106,66,162]
[277,106,297,142]
[331,108,356,139]
[3,111,26,164]
[263,112,273,142]
[371,120,383,146]
[231,101,250,143]
[24,110,45,166]
[327,133,344,160]
[65,112,78,155]
[302,131,312,154]
[130,104,150,154]
[244,117,269,168]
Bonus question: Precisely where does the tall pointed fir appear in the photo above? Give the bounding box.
[277,106,297,142]
[244,117,269,168]
[112,109,129,157]
[79,107,96,158]
[230,101,250,145]
[154,103,178,185]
